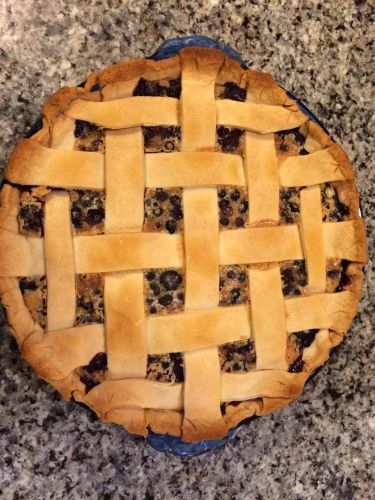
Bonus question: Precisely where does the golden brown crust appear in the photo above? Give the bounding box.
[0,46,367,442]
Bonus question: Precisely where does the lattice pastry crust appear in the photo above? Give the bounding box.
[0,47,367,442]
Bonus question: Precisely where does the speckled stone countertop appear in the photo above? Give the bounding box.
[0,1,374,498]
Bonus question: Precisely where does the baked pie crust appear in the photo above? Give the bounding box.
[0,47,367,442]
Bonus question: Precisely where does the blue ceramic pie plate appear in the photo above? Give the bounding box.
[23,36,334,457]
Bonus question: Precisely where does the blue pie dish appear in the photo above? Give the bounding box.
[24,36,334,457]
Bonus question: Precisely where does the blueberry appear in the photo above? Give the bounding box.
[218,188,227,198]
[145,271,156,281]
[150,283,161,295]
[155,189,169,202]
[87,352,107,372]
[222,82,246,102]
[230,190,240,201]
[87,208,105,225]
[220,217,230,226]
[71,206,82,229]
[171,207,183,220]
[239,200,248,214]
[160,270,182,291]
[227,270,236,279]
[158,294,173,306]
[169,195,181,206]
[231,288,241,304]
[235,217,245,227]
[219,199,230,210]
[166,220,177,234]
[238,272,246,282]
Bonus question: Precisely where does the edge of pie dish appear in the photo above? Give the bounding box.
[0,47,368,442]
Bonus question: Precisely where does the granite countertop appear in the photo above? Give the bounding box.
[0,1,374,498]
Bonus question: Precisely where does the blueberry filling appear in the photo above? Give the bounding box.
[19,203,43,235]
[143,126,181,152]
[217,126,244,153]
[288,355,304,373]
[219,265,249,306]
[133,78,181,98]
[18,276,47,328]
[221,82,246,102]
[75,274,104,325]
[74,120,104,152]
[217,187,248,230]
[280,260,307,297]
[160,270,183,291]
[144,268,184,315]
[147,352,184,383]
[144,188,183,234]
[70,190,105,235]
[78,352,108,393]
[219,339,256,373]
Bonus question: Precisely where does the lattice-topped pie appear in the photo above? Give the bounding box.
[0,47,367,442]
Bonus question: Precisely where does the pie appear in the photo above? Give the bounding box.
[0,47,367,442]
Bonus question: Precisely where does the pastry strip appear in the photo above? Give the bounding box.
[248,266,288,370]
[104,127,147,380]
[6,139,104,189]
[0,233,44,276]
[299,186,326,293]
[285,291,354,333]
[324,219,367,262]
[105,129,145,233]
[146,305,251,354]
[180,52,228,439]
[146,152,245,188]
[82,370,307,411]
[22,324,105,380]
[216,100,307,133]
[74,232,183,273]
[182,187,227,440]
[220,225,303,264]
[279,144,353,186]
[245,132,279,222]
[2,220,365,279]
[180,48,224,150]
[66,96,179,128]
[44,192,76,331]
[105,272,147,379]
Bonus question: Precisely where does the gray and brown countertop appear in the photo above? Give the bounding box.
[0,1,374,498]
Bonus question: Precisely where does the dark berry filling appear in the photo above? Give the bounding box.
[144,268,184,315]
[147,352,184,383]
[144,188,183,234]
[288,355,304,373]
[217,126,244,153]
[143,126,181,152]
[133,78,181,98]
[18,276,47,328]
[220,82,247,102]
[78,352,108,393]
[280,260,307,297]
[219,265,249,306]
[70,190,105,235]
[219,339,256,373]
[217,187,248,230]
[75,274,104,325]
[275,127,306,157]
[74,120,104,152]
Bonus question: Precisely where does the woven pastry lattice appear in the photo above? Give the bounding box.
[0,47,367,442]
